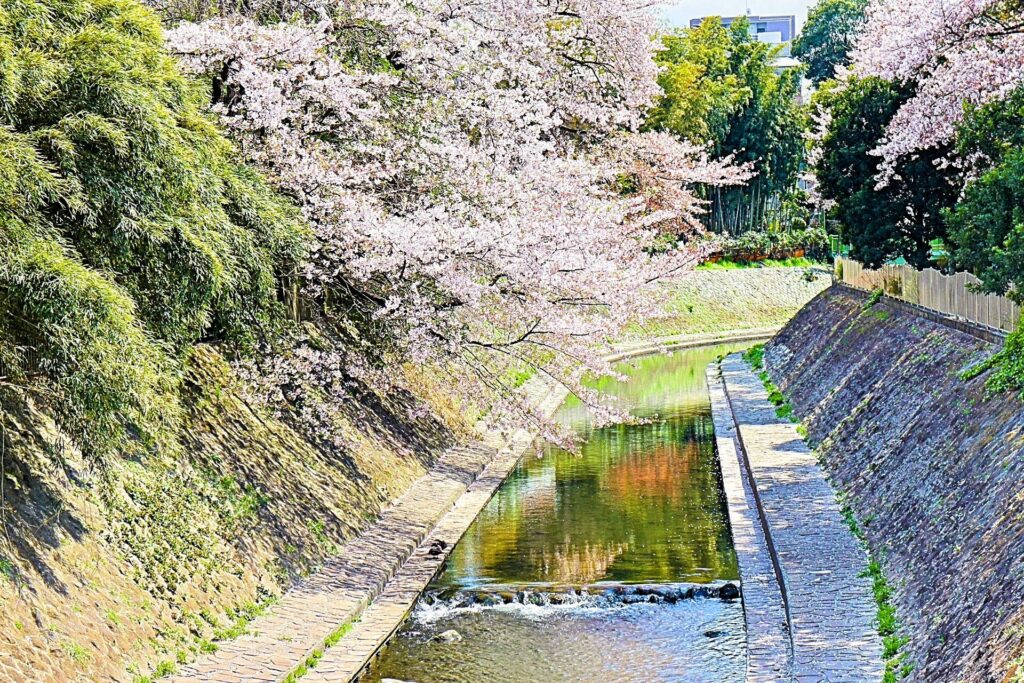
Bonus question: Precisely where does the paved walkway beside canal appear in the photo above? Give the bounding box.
[170,377,568,683]
[714,354,883,682]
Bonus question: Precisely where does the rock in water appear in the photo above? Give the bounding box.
[433,629,463,643]
[719,583,740,601]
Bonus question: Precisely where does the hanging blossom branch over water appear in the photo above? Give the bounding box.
[167,1,750,446]
[851,0,1024,180]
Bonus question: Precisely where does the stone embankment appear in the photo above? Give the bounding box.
[171,376,568,683]
[765,286,1024,681]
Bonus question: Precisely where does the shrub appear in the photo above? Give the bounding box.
[0,0,307,459]
[720,227,830,263]
[963,326,1024,400]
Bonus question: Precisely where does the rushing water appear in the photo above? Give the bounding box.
[367,343,751,683]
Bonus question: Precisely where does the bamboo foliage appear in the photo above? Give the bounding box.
[836,258,1021,333]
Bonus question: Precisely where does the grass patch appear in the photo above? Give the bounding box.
[863,288,884,310]
[743,344,766,370]
[961,325,1024,400]
[743,344,799,422]
[212,597,277,642]
[625,268,828,340]
[0,556,17,584]
[840,499,913,681]
[62,641,92,666]
[282,620,357,682]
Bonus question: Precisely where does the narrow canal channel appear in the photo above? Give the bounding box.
[368,343,752,682]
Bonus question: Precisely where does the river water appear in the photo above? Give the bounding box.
[367,343,750,682]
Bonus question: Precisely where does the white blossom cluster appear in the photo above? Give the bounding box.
[166,0,750,445]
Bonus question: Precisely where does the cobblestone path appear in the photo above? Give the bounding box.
[708,367,792,682]
[719,355,883,682]
[302,412,559,681]
[171,378,567,683]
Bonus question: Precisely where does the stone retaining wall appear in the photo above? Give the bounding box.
[765,286,1024,682]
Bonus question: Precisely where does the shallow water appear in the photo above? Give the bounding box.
[368,343,750,682]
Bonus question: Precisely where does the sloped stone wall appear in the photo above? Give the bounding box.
[0,347,458,682]
[765,286,1024,682]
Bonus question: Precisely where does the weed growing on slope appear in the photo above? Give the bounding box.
[839,497,913,681]
[863,288,885,310]
[961,325,1024,400]
[282,619,357,682]
[743,344,798,422]
[62,641,91,666]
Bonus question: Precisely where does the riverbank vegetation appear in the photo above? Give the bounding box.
[806,0,1024,395]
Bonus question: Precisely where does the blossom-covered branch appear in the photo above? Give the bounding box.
[852,0,1024,176]
[167,1,749,445]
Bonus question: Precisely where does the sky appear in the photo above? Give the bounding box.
[658,0,813,31]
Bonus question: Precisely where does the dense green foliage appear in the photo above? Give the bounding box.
[945,89,1024,303]
[646,18,805,233]
[963,327,1024,399]
[720,227,830,262]
[946,90,1024,399]
[792,0,869,84]
[0,0,306,458]
[946,150,1024,303]
[645,20,748,147]
[813,77,958,268]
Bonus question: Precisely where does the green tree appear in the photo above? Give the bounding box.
[0,0,307,458]
[644,19,748,146]
[946,150,1024,303]
[814,77,957,267]
[945,87,1024,301]
[792,0,869,84]
[646,18,806,233]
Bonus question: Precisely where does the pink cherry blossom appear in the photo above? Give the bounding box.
[852,0,1024,177]
[165,1,750,446]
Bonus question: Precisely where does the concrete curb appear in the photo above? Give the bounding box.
[707,365,793,681]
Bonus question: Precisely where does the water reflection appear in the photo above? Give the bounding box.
[368,343,750,682]
[440,345,744,588]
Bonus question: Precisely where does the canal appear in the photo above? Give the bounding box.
[367,343,752,682]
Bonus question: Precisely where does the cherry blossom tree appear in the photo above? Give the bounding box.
[165,1,750,445]
[852,0,1024,177]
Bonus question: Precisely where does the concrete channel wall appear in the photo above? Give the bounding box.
[765,286,1024,682]
[173,329,781,683]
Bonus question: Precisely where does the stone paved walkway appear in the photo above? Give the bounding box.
[707,367,792,682]
[719,355,883,682]
[171,377,567,683]
[302,413,557,681]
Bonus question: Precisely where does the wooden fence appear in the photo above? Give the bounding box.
[836,257,1021,334]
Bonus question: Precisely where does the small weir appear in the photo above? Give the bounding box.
[367,344,753,683]
[418,581,738,611]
